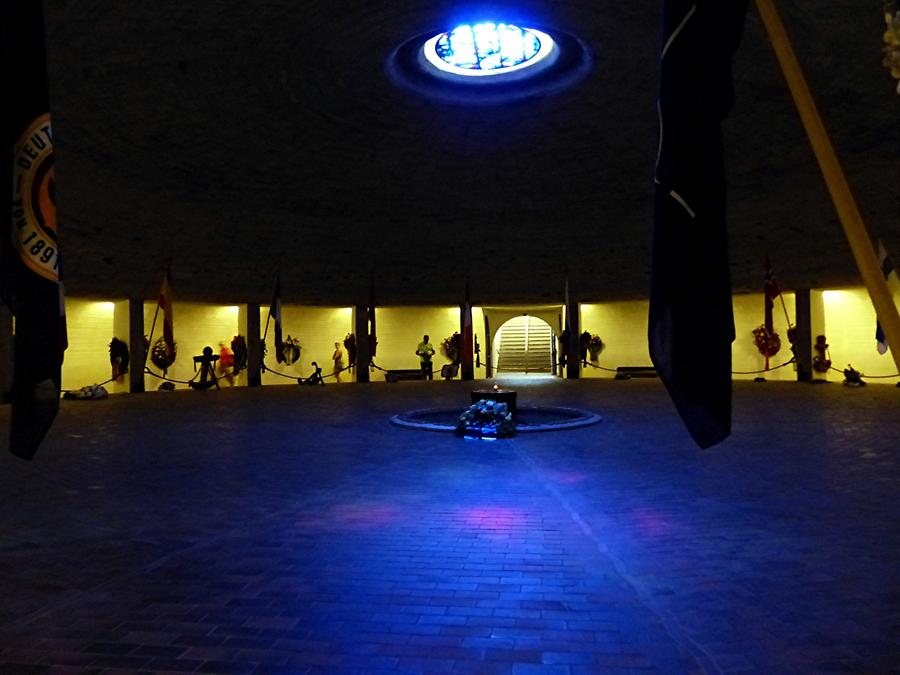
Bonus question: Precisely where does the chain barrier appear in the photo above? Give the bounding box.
[731,358,796,375]
[828,365,899,380]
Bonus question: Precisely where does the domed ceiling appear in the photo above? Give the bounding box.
[44,0,898,305]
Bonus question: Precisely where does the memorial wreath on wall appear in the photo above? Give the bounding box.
[150,336,177,371]
[441,332,462,364]
[109,337,130,380]
[752,325,781,358]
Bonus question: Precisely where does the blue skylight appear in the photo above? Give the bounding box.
[423,23,554,77]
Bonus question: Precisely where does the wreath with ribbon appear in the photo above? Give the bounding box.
[752,326,781,357]
[150,336,177,371]
[108,337,130,378]
[231,335,248,373]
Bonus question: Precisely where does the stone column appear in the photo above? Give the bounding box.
[460,303,474,381]
[127,299,145,393]
[793,289,813,382]
[0,304,13,403]
[355,304,370,382]
[244,303,262,387]
[810,290,827,381]
[566,296,581,379]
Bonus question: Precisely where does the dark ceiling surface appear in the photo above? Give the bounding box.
[44,0,898,305]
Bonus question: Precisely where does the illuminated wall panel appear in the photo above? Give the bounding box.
[370,306,486,378]
[259,306,353,384]
[579,301,652,379]
[143,302,240,391]
[60,299,116,391]
[823,288,899,384]
[731,292,797,381]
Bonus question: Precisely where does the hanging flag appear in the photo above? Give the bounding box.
[764,255,780,333]
[648,0,748,449]
[368,275,377,361]
[268,275,284,363]
[762,255,782,369]
[157,267,175,358]
[562,276,574,370]
[875,240,899,355]
[1,0,67,460]
[461,279,474,379]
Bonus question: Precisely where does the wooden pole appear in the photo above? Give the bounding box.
[755,0,900,375]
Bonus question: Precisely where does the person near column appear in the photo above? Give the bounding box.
[332,341,344,382]
[416,334,435,380]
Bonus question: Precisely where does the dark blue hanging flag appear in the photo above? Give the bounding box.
[1,0,67,460]
[268,274,284,363]
[648,0,748,449]
[875,240,898,355]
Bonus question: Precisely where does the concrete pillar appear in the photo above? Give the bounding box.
[0,304,13,403]
[244,303,262,387]
[566,296,581,379]
[460,303,474,381]
[810,289,827,381]
[355,304,370,382]
[127,299,145,393]
[794,289,813,381]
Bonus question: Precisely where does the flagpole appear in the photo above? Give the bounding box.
[262,273,277,342]
[755,0,900,374]
[144,303,160,366]
[778,294,792,329]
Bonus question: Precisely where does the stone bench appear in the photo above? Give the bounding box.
[615,366,657,380]
[384,369,424,383]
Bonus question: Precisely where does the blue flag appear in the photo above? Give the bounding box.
[1,0,67,460]
[875,240,899,355]
[648,0,748,449]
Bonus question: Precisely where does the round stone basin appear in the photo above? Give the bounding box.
[390,405,601,433]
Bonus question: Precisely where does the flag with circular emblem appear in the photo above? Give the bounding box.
[1,0,67,460]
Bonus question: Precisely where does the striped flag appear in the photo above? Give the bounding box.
[764,255,780,332]
[157,268,175,359]
[875,240,899,355]
[1,0,67,460]
[368,278,377,360]
[268,275,284,363]
[648,0,748,449]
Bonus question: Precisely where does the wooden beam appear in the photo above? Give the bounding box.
[755,0,900,375]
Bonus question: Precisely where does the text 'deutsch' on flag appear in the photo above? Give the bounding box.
[1,0,67,460]
[649,0,748,449]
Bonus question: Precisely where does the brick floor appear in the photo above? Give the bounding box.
[0,379,897,674]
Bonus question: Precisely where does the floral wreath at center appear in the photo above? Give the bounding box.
[456,399,516,438]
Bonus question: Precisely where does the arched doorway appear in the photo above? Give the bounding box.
[492,315,556,375]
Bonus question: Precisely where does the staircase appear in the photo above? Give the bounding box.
[496,316,553,373]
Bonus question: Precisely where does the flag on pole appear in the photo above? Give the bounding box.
[762,255,782,370]
[1,0,67,460]
[268,275,284,363]
[875,240,899,355]
[157,267,175,358]
[764,255,780,334]
[368,275,377,361]
[648,0,748,449]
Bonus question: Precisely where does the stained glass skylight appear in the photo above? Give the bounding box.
[422,23,555,77]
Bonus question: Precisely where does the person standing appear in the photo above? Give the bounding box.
[332,341,344,382]
[416,334,435,380]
